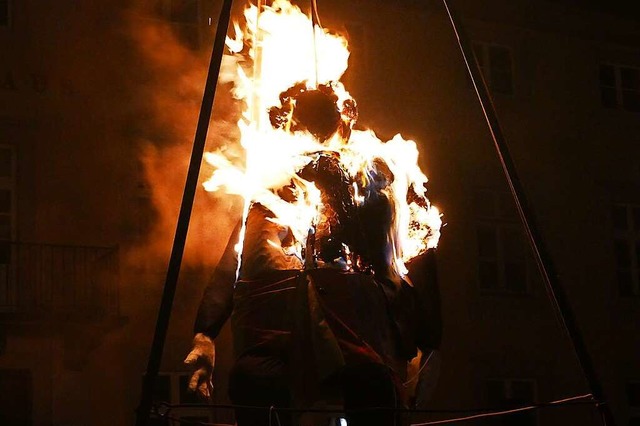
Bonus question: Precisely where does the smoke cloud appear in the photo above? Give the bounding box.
[123,1,243,270]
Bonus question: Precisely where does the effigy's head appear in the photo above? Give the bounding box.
[268,82,358,142]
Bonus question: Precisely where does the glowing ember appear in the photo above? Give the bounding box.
[205,0,441,276]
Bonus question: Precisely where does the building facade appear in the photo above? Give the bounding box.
[0,0,638,425]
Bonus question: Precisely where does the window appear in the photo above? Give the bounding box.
[0,369,32,426]
[630,382,640,426]
[0,146,15,311]
[600,64,640,112]
[475,189,531,295]
[158,0,201,48]
[169,0,199,23]
[473,42,514,95]
[0,145,15,242]
[152,374,172,403]
[0,0,9,27]
[485,379,536,426]
[628,382,640,408]
[612,204,640,296]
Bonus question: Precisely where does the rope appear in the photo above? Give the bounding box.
[155,393,595,426]
[403,349,435,387]
[269,405,282,426]
[311,0,322,27]
[409,394,595,426]
[309,0,322,87]
[156,393,601,416]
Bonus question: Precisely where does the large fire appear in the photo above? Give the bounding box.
[204,0,441,276]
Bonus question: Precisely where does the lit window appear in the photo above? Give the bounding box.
[472,42,514,95]
[599,64,640,112]
[475,189,531,295]
[486,379,536,426]
[612,204,640,296]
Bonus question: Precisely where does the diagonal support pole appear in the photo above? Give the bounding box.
[441,1,616,425]
[135,1,234,425]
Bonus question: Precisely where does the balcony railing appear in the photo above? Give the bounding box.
[0,241,119,320]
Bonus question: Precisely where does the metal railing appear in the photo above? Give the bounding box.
[0,241,119,319]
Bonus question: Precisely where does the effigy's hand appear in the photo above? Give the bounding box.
[184,333,215,400]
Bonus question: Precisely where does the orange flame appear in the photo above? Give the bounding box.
[206,0,441,276]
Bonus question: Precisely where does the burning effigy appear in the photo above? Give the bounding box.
[185,1,443,425]
[204,0,441,273]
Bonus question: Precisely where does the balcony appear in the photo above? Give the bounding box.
[0,241,119,323]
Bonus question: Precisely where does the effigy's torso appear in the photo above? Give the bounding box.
[232,150,408,371]
[239,150,399,284]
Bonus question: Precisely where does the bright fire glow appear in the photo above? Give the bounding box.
[205,0,441,276]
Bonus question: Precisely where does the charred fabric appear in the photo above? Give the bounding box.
[188,80,441,426]
[268,83,429,272]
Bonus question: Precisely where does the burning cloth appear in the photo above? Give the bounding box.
[185,2,442,425]
[188,86,441,426]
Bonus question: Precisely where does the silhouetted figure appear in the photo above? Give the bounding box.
[185,85,442,426]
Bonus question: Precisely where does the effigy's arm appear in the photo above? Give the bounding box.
[405,250,442,407]
[406,249,442,352]
[194,221,241,339]
[185,221,240,399]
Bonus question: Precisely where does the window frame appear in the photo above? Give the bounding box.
[167,0,200,24]
[611,203,640,297]
[0,145,16,312]
[627,381,640,409]
[472,41,515,96]
[0,369,32,426]
[477,222,530,294]
[0,0,10,28]
[599,63,640,113]
[0,144,17,242]
[630,381,640,426]
[485,378,538,426]
[475,189,533,296]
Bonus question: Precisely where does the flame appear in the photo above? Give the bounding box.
[204,0,441,276]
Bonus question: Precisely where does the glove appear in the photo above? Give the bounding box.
[184,333,215,400]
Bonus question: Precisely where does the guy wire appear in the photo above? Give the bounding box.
[310,0,322,87]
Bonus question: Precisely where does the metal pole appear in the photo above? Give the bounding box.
[440,1,616,425]
[135,1,234,425]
